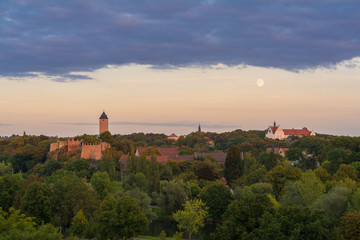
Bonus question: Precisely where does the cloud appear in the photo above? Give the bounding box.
[1,0,360,80]
[54,121,238,129]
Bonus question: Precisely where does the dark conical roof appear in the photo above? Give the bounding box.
[99,111,108,119]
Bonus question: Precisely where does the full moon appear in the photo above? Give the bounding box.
[256,78,264,87]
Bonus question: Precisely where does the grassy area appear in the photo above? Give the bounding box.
[136,235,176,240]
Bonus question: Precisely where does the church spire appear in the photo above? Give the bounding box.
[198,123,201,132]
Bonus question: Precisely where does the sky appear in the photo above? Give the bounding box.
[1,0,360,137]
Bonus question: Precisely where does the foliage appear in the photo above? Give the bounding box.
[199,181,233,221]
[173,199,208,240]
[91,171,114,200]
[20,182,53,224]
[280,170,325,207]
[154,180,190,214]
[333,164,358,182]
[0,207,62,240]
[213,193,275,240]
[224,146,243,185]
[100,131,114,144]
[249,206,338,240]
[338,211,360,240]
[265,165,302,198]
[0,173,24,211]
[95,195,148,240]
[70,210,88,238]
[48,170,98,227]
[312,185,350,224]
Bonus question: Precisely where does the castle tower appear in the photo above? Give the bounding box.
[99,111,108,135]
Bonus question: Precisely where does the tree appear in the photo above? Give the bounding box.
[0,173,24,211]
[90,171,114,200]
[224,146,243,185]
[100,131,114,144]
[199,182,233,221]
[173,199,208,240]
[265,165,302,198]
[20,182,53,224]
[213,193,275,240]
[98,149,117,181]
[48,170,98,227]
[280,170,325,207]
[333,164,358,182]
[95,195,148,240]
[338,211,360,240]
[154,180,190,214]
[250,206,337,240]
[124,173,150,193]
[312,185,350,224]
[0,207,62,240]
[314,166,331,183]
[264,152,280,171]
[70,210,88,238]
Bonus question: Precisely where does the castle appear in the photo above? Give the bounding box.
[49,112,110,160]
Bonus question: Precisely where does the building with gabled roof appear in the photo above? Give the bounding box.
[167,133,179,141]
[266,121,315,140]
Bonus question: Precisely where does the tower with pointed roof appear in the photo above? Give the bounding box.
[99,111,108,135]
[198,123,201,132]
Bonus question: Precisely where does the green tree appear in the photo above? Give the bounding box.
[224,146,243,185]
[48,170,98,227]
[250,206,337,240]
[70,210,88,238]
[100,131,114,144]
[348,188,360,211]
[213,193,275,240]
[338,211,360,240]
[90,171,113,200]
[155,180,190,214]
[333,164,358,182]
[314,166,331,183]
[123,173,150,193]
[280,170,325,207]
[264,152,280,171]
[0,173,24,211]
[95,195,148,240]
[312,185,350,224]
[20,182,53,224]
[199,181,233,221]
[98,149,117,181]
[265,165,302,199]
[0,208,62,240]
[173,199,208,240]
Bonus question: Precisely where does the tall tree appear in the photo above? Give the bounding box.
[95,195,148,240]
[20,182,53,224]
[199,182,233,221]
[173,199,208,240]
[224,146,243,185]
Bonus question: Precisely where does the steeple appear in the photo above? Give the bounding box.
[99,111,108,119]
[273,121,276,127]
[198,123,201,132]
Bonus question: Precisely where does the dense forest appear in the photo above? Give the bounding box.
[0,130,360,240]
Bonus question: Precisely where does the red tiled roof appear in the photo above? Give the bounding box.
[271,126,278,133]
[168,133,178,137]
[283,127,310,136]
[194,152,227,163]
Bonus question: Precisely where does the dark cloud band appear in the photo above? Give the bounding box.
[1,0,360,80]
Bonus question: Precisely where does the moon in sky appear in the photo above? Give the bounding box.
[256,78,264,87]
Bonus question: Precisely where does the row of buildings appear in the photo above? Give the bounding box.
[49,112,316,162]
